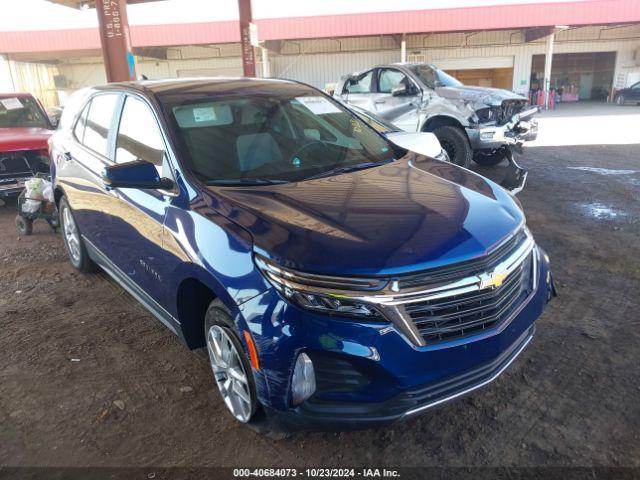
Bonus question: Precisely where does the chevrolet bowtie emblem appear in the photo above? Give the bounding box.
[479,270,508,290]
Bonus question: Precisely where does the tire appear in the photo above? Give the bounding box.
[615,94,625,105]
[15,216,33,236]
[433,126,472,168]
[473,148,509,166]
[59,196,96,273]
[204,299,259,424]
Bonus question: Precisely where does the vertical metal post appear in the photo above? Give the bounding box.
[238,0,256,77]
[261,47,270,78]
[543,33,554,109]
[96,0,136,82]
[400,34,407,63]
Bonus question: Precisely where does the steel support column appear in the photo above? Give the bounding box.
[543,32,554,109]
[96,0,136,82]
[238,0,256,77]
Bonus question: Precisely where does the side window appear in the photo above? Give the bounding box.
[378,69,410,94]
[83,93,119,158]
[116,96,167,176]
[73,102,90,143]
[344,70,374,94]
[632,82,640,90]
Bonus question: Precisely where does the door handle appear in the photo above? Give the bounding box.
[373,99,386,104]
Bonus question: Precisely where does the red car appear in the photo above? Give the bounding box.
[0,93,54,197]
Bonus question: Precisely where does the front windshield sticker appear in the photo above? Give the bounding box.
[193,106,217,123]
[296,96,341,115]
[1,98,24,110]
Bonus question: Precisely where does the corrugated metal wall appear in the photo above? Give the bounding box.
[46,24,640,103]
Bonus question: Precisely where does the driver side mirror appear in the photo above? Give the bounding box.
[102,160,174,191]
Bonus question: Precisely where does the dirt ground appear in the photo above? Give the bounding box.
[1,142,639,470]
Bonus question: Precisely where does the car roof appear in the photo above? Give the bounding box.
[93,77,313,100]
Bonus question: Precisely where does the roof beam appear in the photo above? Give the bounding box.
[524,26,567,42]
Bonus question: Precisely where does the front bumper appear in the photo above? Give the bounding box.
[467,106,539,150]
[236,247,553,431]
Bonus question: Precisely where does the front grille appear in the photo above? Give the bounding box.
[497,100,527,124]
[0,150,48,183]
[398,229,528,289]
[405,250,534,344]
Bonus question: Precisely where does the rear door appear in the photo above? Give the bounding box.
[55,92,122,255]
[373,68,422,132]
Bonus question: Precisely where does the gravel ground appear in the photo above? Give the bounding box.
[0,143,639,470]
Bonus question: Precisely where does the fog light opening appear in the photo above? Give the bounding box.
[291,352,316,406]
[480,131,495,140]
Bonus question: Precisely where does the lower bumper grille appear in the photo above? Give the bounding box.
[405,249,535,345]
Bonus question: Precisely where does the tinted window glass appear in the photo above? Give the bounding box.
[73,103,90,143]
[83,94,119,157]
[116,96,166,174]
[344,70,374,94]
[378,69,409,93]
[166,91,397,184]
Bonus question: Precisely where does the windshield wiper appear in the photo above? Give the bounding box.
[206,178,289,186]
[304,160,393,181]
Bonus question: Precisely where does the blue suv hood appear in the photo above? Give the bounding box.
[212,154,524,276]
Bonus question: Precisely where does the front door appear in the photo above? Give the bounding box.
[372,68,422,132]
[106,94,176,308]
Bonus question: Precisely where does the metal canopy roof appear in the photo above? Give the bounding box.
[45,0,160,8]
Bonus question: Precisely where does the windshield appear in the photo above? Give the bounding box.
[436,69,464,87]
[0,96,49,129]
[409,65,464,88]
[165,92,397,184]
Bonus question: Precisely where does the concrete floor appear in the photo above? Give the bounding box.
[531,101,640,147]
[0,107,639,471]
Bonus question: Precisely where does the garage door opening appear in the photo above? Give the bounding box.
[445,68,513,89]
[530,51,616,102]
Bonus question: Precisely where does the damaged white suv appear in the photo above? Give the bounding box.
[334,62,538,168]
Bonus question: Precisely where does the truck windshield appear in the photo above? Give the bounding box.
[165,92,397,185]
[0,96,49,129]
[436,69,464,87]
[410,65,464,88]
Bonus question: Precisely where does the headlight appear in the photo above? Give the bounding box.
[255,255,386,320]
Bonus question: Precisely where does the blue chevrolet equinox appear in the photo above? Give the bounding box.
[50,78,554,432]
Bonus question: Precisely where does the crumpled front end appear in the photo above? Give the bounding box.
[467,103,539,150]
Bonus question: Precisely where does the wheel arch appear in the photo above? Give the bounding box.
[421,115,467,134]
[176,276,218,349]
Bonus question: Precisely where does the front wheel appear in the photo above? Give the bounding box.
[205,300,258,424]
[432,126,472,168]
[473,148,509,166]
[615,94,625,105]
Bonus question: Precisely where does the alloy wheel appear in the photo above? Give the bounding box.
[62,206,81,263]
[206,325,254,422]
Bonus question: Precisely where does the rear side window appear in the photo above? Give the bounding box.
[73,103,90,143]
[83,94,119,158]
[115,96,167,173]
